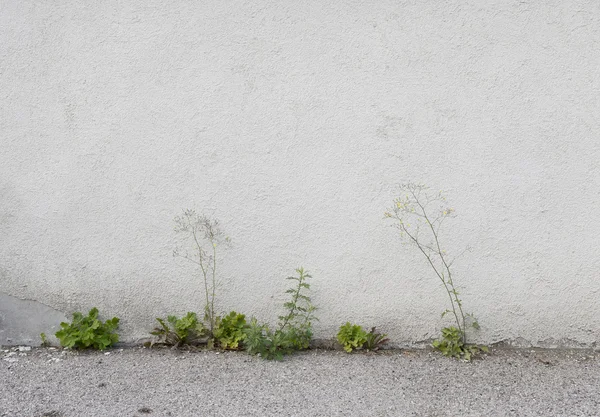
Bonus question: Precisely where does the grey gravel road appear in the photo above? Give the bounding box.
[1,347,599,417]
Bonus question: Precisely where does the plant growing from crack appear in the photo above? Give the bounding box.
[278,267,316,344]
[173,210,229,338]
[147,312,208,348]
[385,183,486,360]
[214,311,248,350]
[55,307,119,350]
[244,267,317,360]
[337,323,389,353]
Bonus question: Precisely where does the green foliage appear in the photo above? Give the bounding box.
[214,311,248,350]
[55,308,119,350]
[244,319,294,361]
[364,327,389,351]
[245,267,317,360]
[337,324,389,353]
[40,332,50,347]
[148,312,207,348]
[337,322,368,353]
[277,267,316,349]
[432,326,488,361]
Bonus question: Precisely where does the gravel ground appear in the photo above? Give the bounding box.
[1,346,599,417]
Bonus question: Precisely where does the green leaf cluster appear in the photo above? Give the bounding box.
[337,323,389,353]
[149,312,207,348]
[244,267,317,360]
[364,327,389,351]
[337,323,368,353]
[432,326,488,361]
[244,319,296,360]
[55,308,119,350]
[214,311,248,350]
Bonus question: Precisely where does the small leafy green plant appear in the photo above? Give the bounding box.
[363,327,390,351]
[55,307,119,350]
[337,323,389,353]
[40,332,50,347]
[337,322,367,353]
[214,311,248,350]
[277,267,316,350]
[148,312,207,348]
[432,326,488,361]
[244,319,293,361]
[245,267,317,360]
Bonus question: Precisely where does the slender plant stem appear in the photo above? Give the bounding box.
[211,243,217,334]
[183,214,215,336]
[410,190,467,343]
[390,185,472,345]
[279,273,302,331]
[190,227,210,320]
[396,219,463,336]
[174,211,227,341]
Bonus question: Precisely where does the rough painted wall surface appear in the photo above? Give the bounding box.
[1,1,599,347]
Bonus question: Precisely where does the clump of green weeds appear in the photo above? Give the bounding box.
[432,326,487,361]
[214,311,248,350]
[147,312,208,348]
[55,307,119,350]
[337,323,388,353]
[386,183,487,360]
[243,319,292,360]
[173,210,229,338]
[244,267,317,360]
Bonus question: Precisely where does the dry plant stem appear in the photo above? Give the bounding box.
[189,219,213,334]
[394,218,463,338]
[390,184,467,344]
[409,188,467,342]
[174,211,224,337]
[211,243,217,334]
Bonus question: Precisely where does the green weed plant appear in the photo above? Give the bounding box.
[148,312,207,348]
[55,307,119,350]
[244,267,317,360]
[386,183,487,360]
[214,311,248,350]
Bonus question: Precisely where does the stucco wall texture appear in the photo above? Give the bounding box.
[1,1,599,347]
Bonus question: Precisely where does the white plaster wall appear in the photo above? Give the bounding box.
[1,0,599,347]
